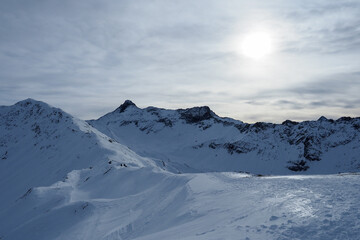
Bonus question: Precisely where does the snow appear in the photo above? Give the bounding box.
[2,168,360,239]
[1,99,360,239]
[0,99,152,207]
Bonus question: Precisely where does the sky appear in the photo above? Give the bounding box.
[0,0,360,123]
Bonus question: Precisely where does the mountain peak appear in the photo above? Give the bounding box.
[16,98,41,106]
[281,119,299,126]
[177,106,215,123]
[317,116,328,122]
[117,100,137,113]
[14,98,51,110]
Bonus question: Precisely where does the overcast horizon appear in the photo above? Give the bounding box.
[1,0,360,123]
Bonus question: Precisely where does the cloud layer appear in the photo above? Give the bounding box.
[0,0,359,122]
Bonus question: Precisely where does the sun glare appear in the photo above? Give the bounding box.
[241,32,273,59]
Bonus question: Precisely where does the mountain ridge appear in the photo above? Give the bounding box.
[0,98,155,206]
[2,98,360,175]
[97,99,360,125]
[88,99,360,174]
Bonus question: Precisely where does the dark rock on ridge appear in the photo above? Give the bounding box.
[117,100,136,113]
[178,106,214,124]
[287,160,309,172]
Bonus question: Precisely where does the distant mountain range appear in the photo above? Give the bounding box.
[88,99,360,175]
[2,98,360,177]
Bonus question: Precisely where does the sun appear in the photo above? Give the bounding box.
[241,32,273,59]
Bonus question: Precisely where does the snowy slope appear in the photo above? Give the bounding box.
[2,166,360,239]
[89,100,360,174]
[1,99,360,240]
[0,99,154,208]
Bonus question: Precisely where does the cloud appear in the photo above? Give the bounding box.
[0,0,360,122]
[244,71,360,113]
[281,0,360,54]
[289,71,360,97]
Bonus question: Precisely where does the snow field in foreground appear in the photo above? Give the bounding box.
[2,166,360,240]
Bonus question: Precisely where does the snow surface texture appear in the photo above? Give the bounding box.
[1,99,360,240]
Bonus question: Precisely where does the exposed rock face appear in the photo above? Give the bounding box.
[287,160,309,172]
[303,136,322,161]
[281,120,299,127]
[117,100,137,113]
[177,106,214,124]
[208,141,256,155]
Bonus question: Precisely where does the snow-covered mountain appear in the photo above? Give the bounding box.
[1,99,360,240]
[89,100,360,174]
[0,99,154,210]
[0,99,171,239]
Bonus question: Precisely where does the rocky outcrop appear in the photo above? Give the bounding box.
[117,100,137,113]
[178,106,215,124]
